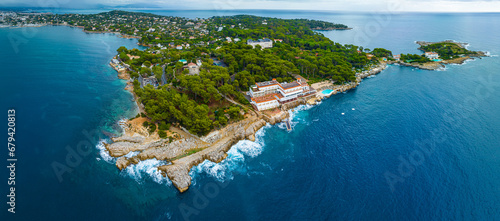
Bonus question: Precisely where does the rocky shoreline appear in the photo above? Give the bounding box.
[404,40,488,70]
[2,23,143,39]
[312,27,353,31]
[105,109,288,192]
[105,57,388,193]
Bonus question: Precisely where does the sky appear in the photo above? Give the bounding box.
[2,0,500,12]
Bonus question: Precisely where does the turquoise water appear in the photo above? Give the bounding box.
[433,59,443,62]
[1,12,500,220]
[322,89,334,95]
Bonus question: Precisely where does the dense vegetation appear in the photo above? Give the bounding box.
[420,42,477,60]
[371,48,393,58]
[5,10,385,135]
[116,13,379,135]
[400,54,431,63]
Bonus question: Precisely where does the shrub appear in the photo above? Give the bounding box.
[158,130,167,139]
[149,124,156,133]
[159,121,171,131]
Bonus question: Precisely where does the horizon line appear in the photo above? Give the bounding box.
[2,7,500,14]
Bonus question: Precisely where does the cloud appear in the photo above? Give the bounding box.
[1,0,500,12]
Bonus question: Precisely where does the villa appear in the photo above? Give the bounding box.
[249,78,316,111]
[185,62,200,75]
[138,75,159,88]
[425,52,439,59]
[247,38,273,49]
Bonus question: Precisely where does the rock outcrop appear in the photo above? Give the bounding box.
[106,113,268,193]
[158,117,267,192]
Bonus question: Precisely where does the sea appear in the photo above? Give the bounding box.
[1,10,499,220]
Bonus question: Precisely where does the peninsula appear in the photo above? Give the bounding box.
[394,40,487,70]
[0,10,487,192]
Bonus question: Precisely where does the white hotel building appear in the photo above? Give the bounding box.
[247,38,273,49]
[249,78,316,111]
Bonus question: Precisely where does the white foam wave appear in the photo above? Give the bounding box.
[124,159,171,185]
[190,124,271,182]
[484,51,497,57]
[96,140,115,163]
[436,66,448,71]
[124,151,140,158]
[95,118,174,185]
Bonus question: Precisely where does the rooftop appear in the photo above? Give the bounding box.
[251,93,280,103]
[256,80,279,88]
[280,81,301,90]
[247,38,272,44]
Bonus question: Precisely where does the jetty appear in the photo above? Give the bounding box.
[285,118,292,131]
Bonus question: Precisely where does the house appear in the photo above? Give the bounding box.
[234,38,241,42]
[393,54,401,61]
[249,78,316,111]
[138,75,159,88]
[274,39,283,43]
[425,52,439,59]
[176,45,183,50]
[185,62,200,75]
[247,38,273,49]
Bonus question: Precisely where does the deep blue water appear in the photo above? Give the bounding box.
[1,12,500,220]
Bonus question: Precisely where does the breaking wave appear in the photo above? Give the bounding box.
[190,123,271,183]
[96,140,115,163]
[123,159,171,185]
[98,104,317,187]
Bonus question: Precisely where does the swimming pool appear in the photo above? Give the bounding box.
[322,89,333,95]
[433,59,442,62]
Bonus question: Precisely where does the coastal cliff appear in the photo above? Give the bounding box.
[106,109,289,192]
